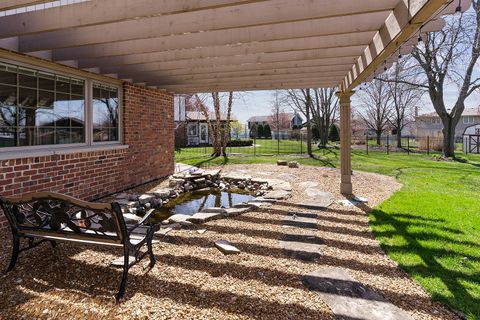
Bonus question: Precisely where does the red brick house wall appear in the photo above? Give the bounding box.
[0,83,174,231]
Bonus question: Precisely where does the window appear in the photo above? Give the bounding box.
[0,63,85,148]
[93,83,119,142]
[187,123,198,136]
[463,116,474,125]
[0,61,121,150]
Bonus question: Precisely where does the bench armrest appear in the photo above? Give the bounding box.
[127,209,157,235]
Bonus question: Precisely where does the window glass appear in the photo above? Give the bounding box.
[0,61,85,148]
[0,64,17,85]
[93,83,119,142]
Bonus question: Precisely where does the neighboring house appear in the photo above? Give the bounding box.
[247,113,303,139]
[415,107,480,141]
[175,111,237,146]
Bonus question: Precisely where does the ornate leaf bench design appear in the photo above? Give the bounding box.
[0,191,159,302]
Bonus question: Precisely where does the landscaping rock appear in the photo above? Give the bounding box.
[187,212,222,224]
[152,189,171,199]
[169,178,185,188]
[193,178,206,184]
[277,160,288,166]
[138,194,155,204]
[288,161,300,168]
[352,195,369,203]
[197,229,207,234]
[123,213,143,224]
[168,214,194,227]
[214,240,241,255]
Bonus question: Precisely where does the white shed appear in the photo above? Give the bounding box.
[463,125,480,154]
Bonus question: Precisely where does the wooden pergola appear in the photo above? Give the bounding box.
[0,0,462,194]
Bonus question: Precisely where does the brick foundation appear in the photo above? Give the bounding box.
[0,83,174,231]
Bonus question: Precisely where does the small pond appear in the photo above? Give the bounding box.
[152,188,255,222]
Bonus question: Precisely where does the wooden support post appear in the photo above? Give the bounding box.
[336,90,354,195]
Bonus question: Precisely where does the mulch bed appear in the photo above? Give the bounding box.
[0,164,459,320]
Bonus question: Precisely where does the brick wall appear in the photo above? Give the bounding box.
[0,82,174,231]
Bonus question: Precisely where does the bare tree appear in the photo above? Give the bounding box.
[409,1,480,157]
[284,87,339,149]
[358,77,392,145]
[195,92,234,157]
[385,58,424,148]
[269,91,291,139]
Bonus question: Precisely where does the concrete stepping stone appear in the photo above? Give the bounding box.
[187,212,222,224]
[264,190,292,200]
[282,214,317,229]
[337,199,356,207]
[298,181,320,189]
[224,207,251,217]
[279,233,325,261]
[353,195,369,203]
[214,240,241,255]
[303,268,414,320]
[201,207,228,214]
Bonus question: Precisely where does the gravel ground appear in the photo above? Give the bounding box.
[0,164,459,320]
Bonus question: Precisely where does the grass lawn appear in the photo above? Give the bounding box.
[176,149,480,319]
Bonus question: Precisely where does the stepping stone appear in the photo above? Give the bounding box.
[279,233,325,261]
[298,181,320,189]
[264,179,292,191]
[278,173,298,181]
[303,268,414,320]
[294,194,334,210]
[224,207,251,217]
[201,207,228,214]
[264,190,292,200]
[187,212,222,224]
[168,214,194,227]
[214,240,241,255]
[197,229,207,234]
[283,214,317,229]
[305,188,332,199]
[247,201,272,208]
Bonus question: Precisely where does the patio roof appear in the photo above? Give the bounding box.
[0,0,464,93]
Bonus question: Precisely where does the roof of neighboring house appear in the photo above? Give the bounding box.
[417,107,480,118]
[186,111,237,121]
[247,113,298,122]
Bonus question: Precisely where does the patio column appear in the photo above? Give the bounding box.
[336,90,354,195]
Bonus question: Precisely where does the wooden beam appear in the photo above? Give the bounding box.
[122,65,351,83]
[342,0,450,91]
[0,0,50,11]
[80,45,365,71]
[17,1,396,52]
[142,70,347,86]
[158,80,338,93]
[99,52,360,75]
[0,0,264,37]
[51,28,379,62]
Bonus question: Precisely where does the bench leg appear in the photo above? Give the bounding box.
[5,235,20,273]
[115,246,130,303]
[147,238,155,269]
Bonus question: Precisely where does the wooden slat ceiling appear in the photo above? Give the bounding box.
[0,0,464,93]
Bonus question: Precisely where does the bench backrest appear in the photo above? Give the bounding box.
[0,192,127,244]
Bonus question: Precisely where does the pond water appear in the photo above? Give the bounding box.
[152,188,255,222]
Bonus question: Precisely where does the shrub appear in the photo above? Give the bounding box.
[329,125,340,142]
[227,140,254,147]
[264,124,272,139]
[257,124,264,138]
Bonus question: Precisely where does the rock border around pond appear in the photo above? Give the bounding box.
[114,169,293,231]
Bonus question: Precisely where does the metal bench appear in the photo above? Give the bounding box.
[0,191,159,302]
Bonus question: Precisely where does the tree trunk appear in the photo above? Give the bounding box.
[306,89,313,156]
[396,130,402,148]
[442,118,456,157]
[376,131,382,145]
[222,92,234,156]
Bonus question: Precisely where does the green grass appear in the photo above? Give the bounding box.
[176,149,480,319]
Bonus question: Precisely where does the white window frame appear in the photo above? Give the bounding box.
[0,59,124,160]
[463,116,474,125]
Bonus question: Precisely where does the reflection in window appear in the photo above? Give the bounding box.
[0,62,85,148]
[93,83,119,142]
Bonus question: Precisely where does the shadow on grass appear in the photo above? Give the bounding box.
[369,209,480,319]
